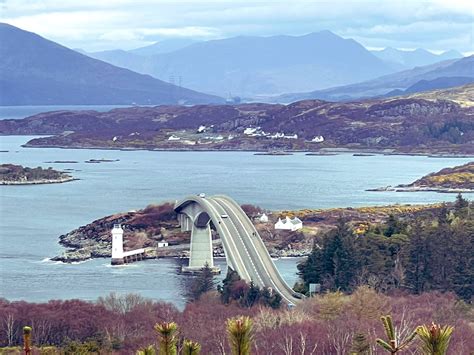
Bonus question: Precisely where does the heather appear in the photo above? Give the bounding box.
[1,290,473,354]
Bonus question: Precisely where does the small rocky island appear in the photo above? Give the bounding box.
[0,164,76,185]
[52,201,444,263]
[369,162,474,193]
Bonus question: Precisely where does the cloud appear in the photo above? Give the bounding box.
[0,0,472,52]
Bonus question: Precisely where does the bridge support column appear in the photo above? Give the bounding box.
[182,224,214,273]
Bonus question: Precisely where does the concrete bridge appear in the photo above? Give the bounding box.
[174,194,303,305]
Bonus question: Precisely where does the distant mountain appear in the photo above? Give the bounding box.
[0,23,222,105]
[129,39,199,56]
[372,47,463,69]
[274,56,474,103]
[385,76,474,97]
[84,31,395,97]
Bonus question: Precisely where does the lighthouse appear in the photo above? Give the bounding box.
[111,224,124,265]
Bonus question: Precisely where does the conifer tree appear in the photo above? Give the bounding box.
[227,316,253,355]
[416,323,454,355]
[154,322,179,355]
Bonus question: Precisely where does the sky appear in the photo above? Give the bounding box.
[1,0,473,54]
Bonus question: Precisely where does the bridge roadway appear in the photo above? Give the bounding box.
[175,195,303,305]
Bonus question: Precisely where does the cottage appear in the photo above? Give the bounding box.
[274,216,303,231]
[168,135,181,141]
[311,135,325,143]
[259,213,269,223]
[157,240,169,248]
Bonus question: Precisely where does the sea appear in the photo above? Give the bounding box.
[0,106,472,308]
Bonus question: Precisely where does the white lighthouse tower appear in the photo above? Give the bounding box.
[111,224,124,265]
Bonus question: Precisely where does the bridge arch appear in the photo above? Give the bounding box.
[174,194,303,305]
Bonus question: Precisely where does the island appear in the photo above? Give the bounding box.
[0,164,76,185]
[368,162,474,193]
[52,200,445,263]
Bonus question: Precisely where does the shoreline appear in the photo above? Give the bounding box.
[18,142,474,158]
[0,177,78,185]
[367,186,474,194]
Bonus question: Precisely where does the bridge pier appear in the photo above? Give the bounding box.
[177,207,220,274]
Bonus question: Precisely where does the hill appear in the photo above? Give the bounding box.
[1,84,473,155]
[84,31,395,97]
[0,23,223,105]
[275,56,474,103]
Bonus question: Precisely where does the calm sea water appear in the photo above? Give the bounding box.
[0,133,472,307]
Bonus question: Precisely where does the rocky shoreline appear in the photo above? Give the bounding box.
[0,176,77,185]
[368,162,473,193]
[20,142,474,158]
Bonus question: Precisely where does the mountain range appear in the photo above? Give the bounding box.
[371,47,462,70]
[0,23,471,106]
[275,55,474,102]
[86,31,398,96]
[0,23,222,106]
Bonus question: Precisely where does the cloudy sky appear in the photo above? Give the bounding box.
[1,0,473,54]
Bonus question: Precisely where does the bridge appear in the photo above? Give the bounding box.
[174,194,303,305]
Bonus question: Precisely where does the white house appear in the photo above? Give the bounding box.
[311,135,325,143]
[284,134,298,139]
[244,127,258,135]
[168,135,181,141]
[197,125,207,133]
[275,216,303,231]
[259,213,269,223]
[157,240,169,248]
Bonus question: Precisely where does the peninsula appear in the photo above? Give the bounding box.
[369,162,474,193]
[52,201,444,263]
[0,164,75,185]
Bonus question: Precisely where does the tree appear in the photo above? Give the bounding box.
[190,263,215,300]
[154,322,178,355]
[416,323,454,355]
[454,193,469,217]
[227,316,253,355]
[376,315,417,354]
[350,332,370,355]
[298,219,357,292]
[241,281,260,308]
[182,339,201,355]
[136,345,156,355]
[403,220,430,294]
[219,270,243,304]
[384,214,401,237]
[23,326,32,355]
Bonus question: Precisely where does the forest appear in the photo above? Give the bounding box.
[297,194,473,301]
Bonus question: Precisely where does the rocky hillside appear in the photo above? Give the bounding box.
[369,162,474,193]
[402,162,474,191]
[1,85,473,154]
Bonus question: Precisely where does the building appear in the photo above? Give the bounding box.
[157,240,169,248]
[311,135,325,143]
[111,224,146,265]
[259,213,269,223]
[275,216,303,231]
[168,135,181,141]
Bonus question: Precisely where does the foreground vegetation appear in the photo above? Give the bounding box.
[0,289,472,354]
